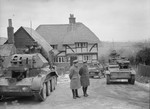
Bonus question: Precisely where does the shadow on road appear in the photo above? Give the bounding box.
[0,96,40,105]
[107,81,131,85]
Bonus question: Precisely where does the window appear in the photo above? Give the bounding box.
[62,57,65,62]
[75,42,87,48]
[54,57,66,63]
[83,55,91,61]
[58,57,61,62]
[51,45,57,49]
[82,43,87,48]
[75,43,81,48]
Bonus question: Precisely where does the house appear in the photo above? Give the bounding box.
[14,26,52,51]
[36,14,100,67]
[0,19,16,69]
[13,26,54,64]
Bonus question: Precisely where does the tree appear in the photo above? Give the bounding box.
[136,47,150,65]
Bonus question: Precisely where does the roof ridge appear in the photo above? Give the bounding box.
[22,26,34,30]
[37,22,82,26]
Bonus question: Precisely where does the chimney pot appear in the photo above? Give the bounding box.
[8,19,12,27]
[69,14,76,24]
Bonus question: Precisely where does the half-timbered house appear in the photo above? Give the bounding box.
[36,14,100,67]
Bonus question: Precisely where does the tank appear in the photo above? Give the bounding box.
[105,60,136,85]
[108,50,120,65]
[0,43,58,101]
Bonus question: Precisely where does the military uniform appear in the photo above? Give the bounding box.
[79,61,90,97]
[69,65,81,89]
[79,64,90,87]
[69,60,81,99]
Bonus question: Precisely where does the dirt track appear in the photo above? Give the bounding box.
[0,74,149,109]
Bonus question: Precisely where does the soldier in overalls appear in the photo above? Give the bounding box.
[69,60,81,99]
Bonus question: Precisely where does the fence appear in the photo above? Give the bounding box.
[138,64,150,77]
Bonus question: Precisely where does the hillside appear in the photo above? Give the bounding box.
[98,41,148,61]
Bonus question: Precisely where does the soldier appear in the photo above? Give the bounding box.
[79,60,90,97]
[69,60,81,99]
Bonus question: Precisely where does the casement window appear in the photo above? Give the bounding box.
[82,43,88,48]
[54,57,66,63]
[54,57,58,62]
[75,42,87,48]
[59,57,61,62]
[83,55,91,61]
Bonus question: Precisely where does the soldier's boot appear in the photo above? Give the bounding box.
[82,87,86,96]
[84,87,88,97]
[72,89,76,99]
[75,89,80,98]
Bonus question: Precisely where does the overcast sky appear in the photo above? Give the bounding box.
[0,0,150,42]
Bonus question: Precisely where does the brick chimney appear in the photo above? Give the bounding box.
[7,19,14,44]
[69,14,76,24]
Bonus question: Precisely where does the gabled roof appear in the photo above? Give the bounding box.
[36,22,100,45]
[21,27,53,52]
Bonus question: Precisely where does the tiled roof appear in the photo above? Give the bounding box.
[36,23,100,45]
[22,27,53,53]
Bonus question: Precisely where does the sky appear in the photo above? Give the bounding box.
[0,0,150,42]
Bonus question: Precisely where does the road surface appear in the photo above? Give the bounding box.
[0,74,149,109]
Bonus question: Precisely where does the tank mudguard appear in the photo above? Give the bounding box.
[31,75,46,91]
[50,68,58,77]
[41,67,58,77]
[52,71,58,77]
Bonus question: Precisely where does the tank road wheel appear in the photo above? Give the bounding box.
[50,79,53,92]
[106,75,111,84]
[130,75,135,85]
[54,76,57,85]
[128,79,131,83]
[46,81,51,96]
[35,83,47,101]
[42,83,47,100]
[51,77,55,91]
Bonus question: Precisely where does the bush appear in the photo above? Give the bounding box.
[136,47,150,65]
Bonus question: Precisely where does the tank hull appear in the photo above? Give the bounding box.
[0,89,33,97]
[0,73,57,100]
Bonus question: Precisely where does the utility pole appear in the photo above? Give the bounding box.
[30,20,32,36]
[112,38,114,50]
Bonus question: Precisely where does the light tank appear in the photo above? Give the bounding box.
[105,60,136,85]
[0,43,58,101]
